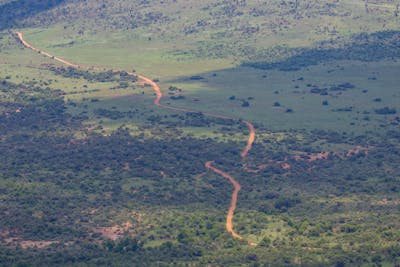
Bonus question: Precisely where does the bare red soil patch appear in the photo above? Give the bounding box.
[93,221,134,241]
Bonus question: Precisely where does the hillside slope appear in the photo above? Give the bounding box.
[10,0,400,61]
[0,0,400,266]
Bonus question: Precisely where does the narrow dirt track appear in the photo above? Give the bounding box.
[15,32,256,245]
[240,120,255,158]
[204,161,256,246]
[205,161,241,238]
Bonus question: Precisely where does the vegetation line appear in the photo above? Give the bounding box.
[15,31,256,245]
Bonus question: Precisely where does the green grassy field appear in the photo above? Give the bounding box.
[2,0,397,136]
[9,28,399,135]
[165,60,400,133]
[1,0,400,266]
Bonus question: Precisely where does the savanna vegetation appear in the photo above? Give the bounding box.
[0,0,399,266]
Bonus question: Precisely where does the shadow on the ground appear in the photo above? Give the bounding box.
[242,31,400,71]
[0,0,66,31]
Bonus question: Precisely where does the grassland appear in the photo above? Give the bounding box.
[165,59,400,133]
[1,0,400,266]
[15,0,400,75]
[7,0,398,134]
[9,30,399,135]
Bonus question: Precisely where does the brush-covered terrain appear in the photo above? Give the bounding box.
[0,0,400,266]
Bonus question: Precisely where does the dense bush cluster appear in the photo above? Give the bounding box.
[0,77,399,266]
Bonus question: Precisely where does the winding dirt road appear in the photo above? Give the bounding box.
[205,161,242,240]
[15,32,256,245]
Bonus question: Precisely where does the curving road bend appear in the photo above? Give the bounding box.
[15,32,256,245]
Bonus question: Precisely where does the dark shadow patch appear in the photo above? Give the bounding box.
[242,31,400,71]
[0,0,66,31]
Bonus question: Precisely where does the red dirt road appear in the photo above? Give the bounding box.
[205,161,256,246]
[15,32,256,245]
[240,120,255,158]
[205,161,241,239]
